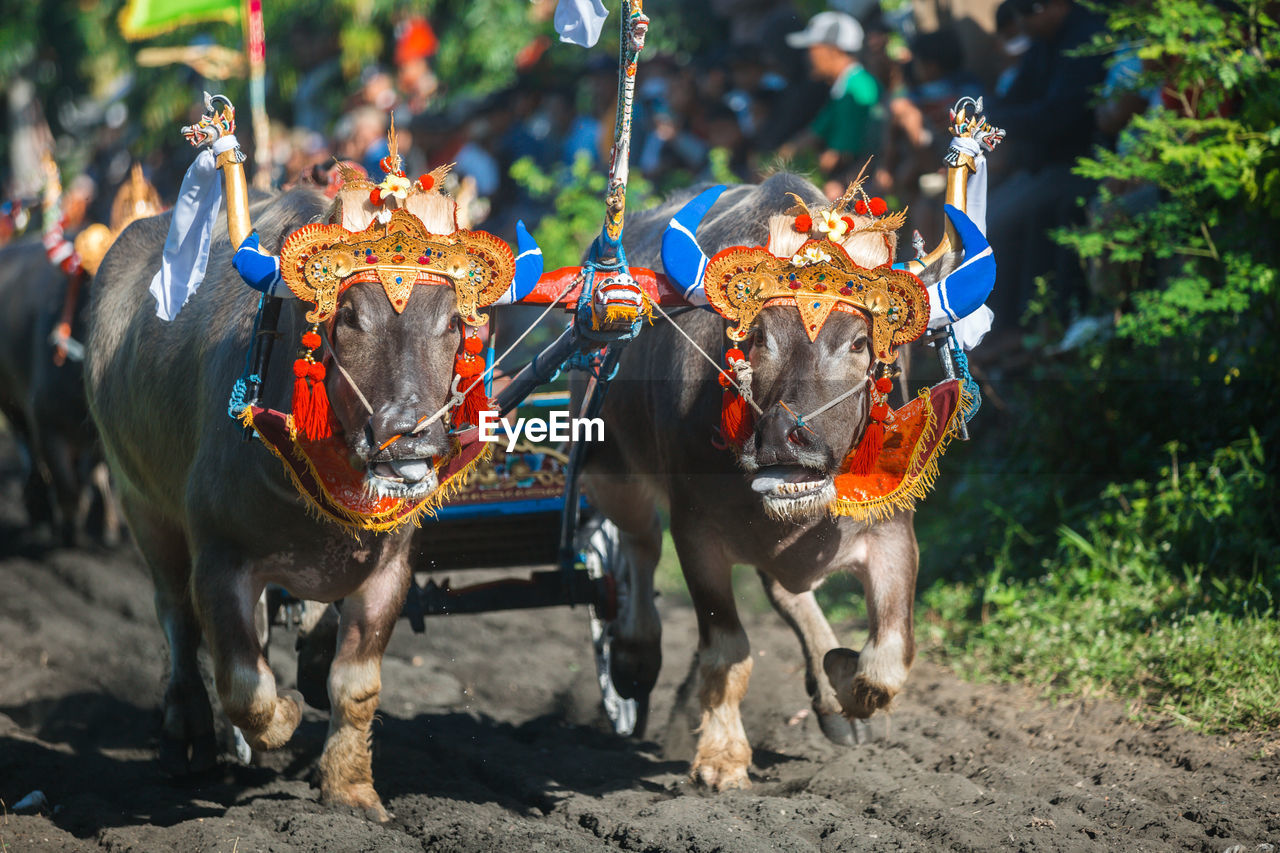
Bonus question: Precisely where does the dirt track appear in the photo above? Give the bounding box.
[1,458,1277,853]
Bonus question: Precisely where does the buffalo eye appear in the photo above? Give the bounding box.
[851,334,868,353]
[446,314,462,334]
[337,303,360,330]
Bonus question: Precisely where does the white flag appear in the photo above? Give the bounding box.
[148,135,238,321]
[554,0,609,48]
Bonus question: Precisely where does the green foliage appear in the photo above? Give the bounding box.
[914,0,1280,734]
[922,435,1280,732]
[1057,0,1280,343]
[509,153,655,270]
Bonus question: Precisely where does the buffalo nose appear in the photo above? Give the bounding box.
[369,403,424,451]
[754,404,813,465]
[787,422,816,447]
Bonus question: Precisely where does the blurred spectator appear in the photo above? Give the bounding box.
[333,105,389,177]
[749,6,827,154]
[395,16,440,115]
[878,27,981,196]
[992,0,1030,99]
[778,11,882,180]
[985,0,1107,324]
[990,0,1105,172]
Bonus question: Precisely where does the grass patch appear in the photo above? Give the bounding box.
[919,433,1280,733]
[646,434,1279,734]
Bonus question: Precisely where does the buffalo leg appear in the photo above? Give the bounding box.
[33,432,81,547]
[824,517,918,718]
[316,552,411,822]
[90,462,122,548]
[122,493,217,775]
[671,512,752,791]
[758,573,855,746]
[192,545,301,754]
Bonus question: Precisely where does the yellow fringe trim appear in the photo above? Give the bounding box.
[829,384,973,523]
[600,302,644,326]
[239,408,490,537]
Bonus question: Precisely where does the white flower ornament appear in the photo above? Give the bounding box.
[816,209,849,240]
[379,173,412,203]
[791,245,832,267]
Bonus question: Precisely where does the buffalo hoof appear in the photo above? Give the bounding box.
[823,647,894,719]
[321,784,390,823]
[690,757,751,791]
[609,637,661,702]
[158,730,219,777]
[239,689,303,752]
[817,711,856,746]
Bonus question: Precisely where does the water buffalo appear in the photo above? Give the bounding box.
[583,173,962,789]
[0,238,114,545]
[86,185,478,819]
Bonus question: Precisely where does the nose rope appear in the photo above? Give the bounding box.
[319,324,375,417]
[648,298,763,415]
[798,379,867,424]
[383,375,463,451]
[379,275,582,445]
[782,379,869,442]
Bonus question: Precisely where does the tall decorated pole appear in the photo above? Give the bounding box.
[571,0,650,337]
[599,0,647,260]
[152,93,282,428]
[181,94,282,423]
[243,0,272,190]
[891,96,1003,440]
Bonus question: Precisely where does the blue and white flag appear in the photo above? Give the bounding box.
[554,0,609,48]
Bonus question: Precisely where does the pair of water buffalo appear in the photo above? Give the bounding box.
[85,172,955,817]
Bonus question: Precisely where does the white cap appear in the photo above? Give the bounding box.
[785,11,864,53]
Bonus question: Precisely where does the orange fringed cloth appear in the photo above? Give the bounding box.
[239,407,489,535]
[831,379,968,521]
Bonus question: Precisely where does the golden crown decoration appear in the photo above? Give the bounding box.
[702,239,929,362]
[279,122,515,326]
[661,174,932,364]
[280,209,514,325]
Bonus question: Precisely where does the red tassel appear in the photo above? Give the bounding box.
[847,420,885,476]
[452,353,489,428]
[292,359,333,440]
[720,390,754,447]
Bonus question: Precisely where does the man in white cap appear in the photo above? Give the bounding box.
[780,10,881,177]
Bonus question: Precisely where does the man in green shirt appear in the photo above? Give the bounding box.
[780,11,882,178]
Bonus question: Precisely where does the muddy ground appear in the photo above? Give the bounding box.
[0,456,1277,852]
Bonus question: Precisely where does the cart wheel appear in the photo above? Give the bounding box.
[581,515,650,737]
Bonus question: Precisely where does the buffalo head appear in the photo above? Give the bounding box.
[662,182,993,522]
[736,305,872,521]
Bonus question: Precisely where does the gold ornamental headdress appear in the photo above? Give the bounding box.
[660,180,929,364]
[279,122,514,326]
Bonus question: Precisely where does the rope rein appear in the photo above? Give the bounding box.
[646,299,763,415]
[319,324,375,416]
[648,299,869,427]
[798,379,866,425]
[401,275,581,440]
